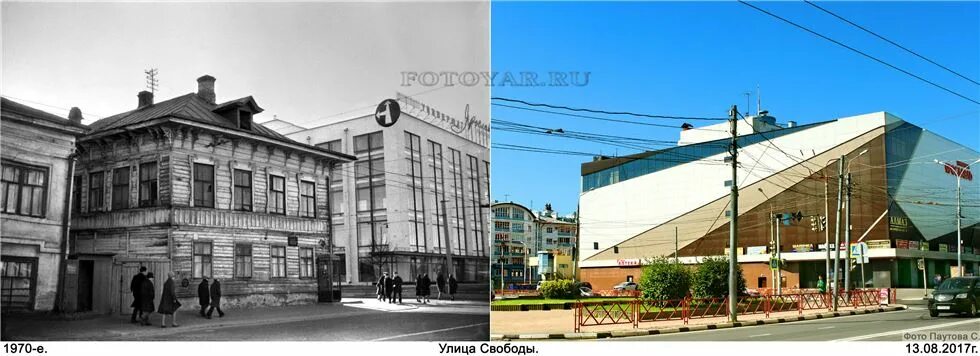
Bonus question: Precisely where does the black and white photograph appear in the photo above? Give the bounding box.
[1,0,489,342]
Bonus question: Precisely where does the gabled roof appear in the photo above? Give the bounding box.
[1,97,88,134]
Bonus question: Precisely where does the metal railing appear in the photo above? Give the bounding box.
[572,288,894,332]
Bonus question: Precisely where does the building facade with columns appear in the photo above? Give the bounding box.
[270,93,490,284]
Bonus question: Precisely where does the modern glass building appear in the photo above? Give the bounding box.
[578,112,979,291]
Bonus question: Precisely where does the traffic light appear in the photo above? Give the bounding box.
[820,216,827,231]
[809,216,818,231]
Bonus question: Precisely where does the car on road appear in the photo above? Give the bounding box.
[579,286,594,297]
[613,281,638,291]
[928,276,979,317]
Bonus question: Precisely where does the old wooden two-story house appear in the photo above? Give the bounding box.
[64,75,354,314]
[1,98,88,311]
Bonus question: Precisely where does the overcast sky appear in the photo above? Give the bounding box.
[2,1,489,128]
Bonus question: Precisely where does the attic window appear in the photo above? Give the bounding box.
[239,111,253,131]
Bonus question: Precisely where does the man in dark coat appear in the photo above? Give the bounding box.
[437,273,447,300]
[198,277,210,317]
[207,278,225,318]
[157,271,179,328]
[391,272,403,304]
[448,274,458,301]
[139,272,156,326]
[129,266,147,323]
[421,273,432,304]
[384,272,395,303]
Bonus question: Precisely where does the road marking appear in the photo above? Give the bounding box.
[818,326,835,330]
[832,319,980,341]
[370,322,490,341]
[749,333,772,338]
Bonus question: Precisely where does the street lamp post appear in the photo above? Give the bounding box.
[843,149,868,293]
[933,158,980,277]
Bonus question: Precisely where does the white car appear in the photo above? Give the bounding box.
[580,286,594,297]
[613,281,638,291]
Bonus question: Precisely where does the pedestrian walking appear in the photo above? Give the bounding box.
[377,273,386,301]
[437,272,446,300]
[158,271,180,328]
[415,274,423,303]
[421,273,432,304]
[129,266,147,323]
[138,272,156,326]
[816,275,826,293]
[392,272,403,304]
[933,274,942,287]
[207,278,225,318]
[198,277,210,318]
[384,272,395,303]
[448,274,458,301]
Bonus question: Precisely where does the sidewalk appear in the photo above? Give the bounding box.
[491,304,906,339]
[3,298,488,341]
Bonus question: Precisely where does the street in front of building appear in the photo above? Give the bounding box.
[3,298,489,341]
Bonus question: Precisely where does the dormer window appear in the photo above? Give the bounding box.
[239,111,253,131]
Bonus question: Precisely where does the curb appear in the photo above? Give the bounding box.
[491,305,907,341]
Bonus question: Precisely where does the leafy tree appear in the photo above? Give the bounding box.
[691,256,747,299]
[539,279,578,299]
[638,256,691,300]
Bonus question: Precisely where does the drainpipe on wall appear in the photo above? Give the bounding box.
[55,150,79,312]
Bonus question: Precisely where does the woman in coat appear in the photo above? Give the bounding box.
[436,273,446,300]
[448,274,458,301]
[421,273,432,304]
[139,273,156,326]
[197,277,210,317]
[415,274,423,303]
[157,271,180,328]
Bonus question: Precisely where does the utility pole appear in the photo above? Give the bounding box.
[574,204,580,281]
[845,173,852,292]
[775,214,782,295]
[824,178,831,290]
[674,226,679,263]
[728,105,739,323]
[326,170,335,302]
[832,155,844,311]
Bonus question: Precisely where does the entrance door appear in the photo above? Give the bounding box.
[77,260,94,312]
[316,255,337,302]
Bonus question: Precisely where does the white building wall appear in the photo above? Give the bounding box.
[579,112,896,261]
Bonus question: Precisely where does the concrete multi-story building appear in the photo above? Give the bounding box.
[491,202,578,286]
[63,75,354,314]
[271,93,490,284]
[1,98,88,311]
[579,111,979,291]
[491,202,536,287]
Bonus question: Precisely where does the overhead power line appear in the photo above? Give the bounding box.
[491,97,728,121]
[738,1,980,106]
[493,103,729,131]
[804,0,980,86]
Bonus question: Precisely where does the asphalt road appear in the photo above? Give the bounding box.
[613,307,980,341]
[148,309,488,341]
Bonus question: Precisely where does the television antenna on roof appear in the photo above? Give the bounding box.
[144,68,159,94]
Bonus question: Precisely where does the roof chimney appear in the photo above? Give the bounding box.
[137,91,154,108]
[68,107,83,124]
[197,75,216,104]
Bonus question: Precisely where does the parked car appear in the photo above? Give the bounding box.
[580,286,594,297]
[613,281,638,291]
[579,281,593,290]
[928,277,979,317]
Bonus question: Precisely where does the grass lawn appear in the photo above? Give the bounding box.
[491,297,638,306]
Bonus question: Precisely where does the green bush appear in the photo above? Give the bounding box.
[691,256,747,299]
[639,256,691,300]
[539,279,578,299]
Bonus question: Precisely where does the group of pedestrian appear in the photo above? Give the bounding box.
[376,271,405,304]
[408,272,458,304]
[197,276,225,319]
[129,267,225,328]
[128,267,181,328]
